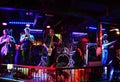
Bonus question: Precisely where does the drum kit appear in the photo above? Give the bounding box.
[31,32,75,67]
[56,47,75,67]
[35,45,75,67]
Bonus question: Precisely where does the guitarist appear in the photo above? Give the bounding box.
[102,33,109,65]
[0,28,16,64]
[43,28,61,67]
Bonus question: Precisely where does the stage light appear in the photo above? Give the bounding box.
[7,64,13,71]
[110,28,119,32]
[116,31,120,35]
[30,29,43,32]
[26,12,33,16]
[2,22,7,26]
[72,32,87,37]
[9,21,34,25]
[26,24,30,27]
[89,26,106,31]
[46,25,51,28]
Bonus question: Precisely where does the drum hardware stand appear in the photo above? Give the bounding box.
[67,44,75,67]
[38,56,47,66]
[68,51,75,67]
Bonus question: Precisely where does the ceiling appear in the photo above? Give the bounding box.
[0,0,120,30]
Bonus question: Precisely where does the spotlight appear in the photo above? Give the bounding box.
[116,31,120,35]
[46,25,51,28]
[26,24,30,27]
[2,22,7,26]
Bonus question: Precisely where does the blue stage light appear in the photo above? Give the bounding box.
[89,26,106,31]
[9,21,34,24]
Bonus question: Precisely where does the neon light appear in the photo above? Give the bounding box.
[55,34,61,39]
[89,26,106,31]
[30,29,43,32]
[9,21,34,24]
[72,32,87,35]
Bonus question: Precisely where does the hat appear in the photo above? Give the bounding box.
[24,27,30,31]
[103,34,108,37]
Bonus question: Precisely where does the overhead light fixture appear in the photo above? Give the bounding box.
[9,21,34,24]
[46,25,51,28]
[26,24,30,27]
[116,30,120,35]
[72,32,88,37]
[89,26,106,31]
[110,28,119,32]
[2,22,7,26]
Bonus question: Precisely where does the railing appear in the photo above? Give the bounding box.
[56,66,104,82]
[0,64,107,82]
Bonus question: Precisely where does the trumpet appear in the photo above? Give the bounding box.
[25,35,29,38]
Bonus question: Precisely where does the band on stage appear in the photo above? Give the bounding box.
[0,27,116,67]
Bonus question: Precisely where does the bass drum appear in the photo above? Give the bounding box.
[56,54,69,67]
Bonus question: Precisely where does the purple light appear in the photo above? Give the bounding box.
[72,32,88,37]
[72,32,87,35]
[30,29,43,32]
[26,12,33,15]
[2,22,7,26]
[0,7,26,11]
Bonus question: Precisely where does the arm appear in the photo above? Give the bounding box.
[20,35,26,43]
[0,37,4,44]
[43,43,48,51]
[42,36,48,50]
[29,35,35,44]
[0,37,9,44]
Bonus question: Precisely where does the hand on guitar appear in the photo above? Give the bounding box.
[47,47,53,56]
[1,38,10,44]
[43,43,53,56]
[102,40,117,49]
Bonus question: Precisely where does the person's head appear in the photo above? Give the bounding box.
[49,28,55,36]
[24,27,30,35]
[103,34,108,40]
[3,29,9,35]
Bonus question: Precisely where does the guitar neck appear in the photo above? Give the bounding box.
[49,36,53,48]
[103,41,116,46]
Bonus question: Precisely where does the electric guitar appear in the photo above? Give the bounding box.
[96,40,117,56]
[102,40,117,50]
[48,36,53,56]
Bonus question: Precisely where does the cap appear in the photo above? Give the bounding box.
[24,27,30,31]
